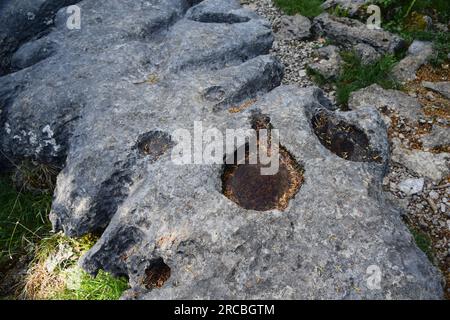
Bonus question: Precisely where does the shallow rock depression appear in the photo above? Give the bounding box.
[0,0,444,299]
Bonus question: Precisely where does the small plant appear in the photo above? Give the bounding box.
[52,270,129,300]
[12,160,59,194]
[409,227,434,262]
[335,51,400,105]
[306,66,328,86]
[0,174,52,265]
[274,0,325,17]
[375,0,450,65]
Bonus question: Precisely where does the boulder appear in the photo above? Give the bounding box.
[354,43,382,65]
[420,125,450,149]
[307,45,342,80]
[421,126,450,150]
[312,13,405,54]
[392,41,434,83]
[276,14,311,41]
[422,81,450,100]
[392,139,450,183]
[349,84,424,125]
[0,0,443,300]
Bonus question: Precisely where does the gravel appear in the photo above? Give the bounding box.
[241,0,319,88]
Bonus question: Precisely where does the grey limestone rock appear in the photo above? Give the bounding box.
[392,139,450,183]
[354,43,382,65]
[422,81,450,100]
[307,45,342,80]
[392,41,434,83]
[349,84,424,125]
[0,0,443,299]
[398,178,424,196]
[312,13,405,54]
[421,126,450,150]
[0,0,79,75]
[276,14,311,41]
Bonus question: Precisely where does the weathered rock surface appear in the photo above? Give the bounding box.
[276,14,311,41]
[308,45,342,80]
[110,86,444,300]
[312,13,405,54]
[0,0,79,75]
[392,139,450,183]
[349,84,424,125]
[392,41,434,83]
[421,126,450,150]
[422,81,450,100]
[0,0,443,299]
[354,43,382,65]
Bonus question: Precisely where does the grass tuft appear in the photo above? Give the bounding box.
[274,0,325,17]
[408,227,434,262]
[0,174,52,265]
[1,165,128,300]
[22,232,129,300]
[335,52,400,105]
[53,270,129,300]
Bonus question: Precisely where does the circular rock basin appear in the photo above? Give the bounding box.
[222,147,304,211]
[143,258,171,289]
[137,131,173,161]
[311,111,382,163]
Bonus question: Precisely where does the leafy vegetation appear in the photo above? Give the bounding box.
[274,0,325,17]
[306,66,327,86]
[375,0,450,65]
[375,0,450,22]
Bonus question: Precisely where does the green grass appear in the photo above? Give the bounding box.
[274,0,325,17]
[409,227,434,261]
[52,270,129,300]
[306,66,328,86]
[334,52,400,105]
[0,174,52,265]
[23,233,129,300]
[0,168,128,300]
